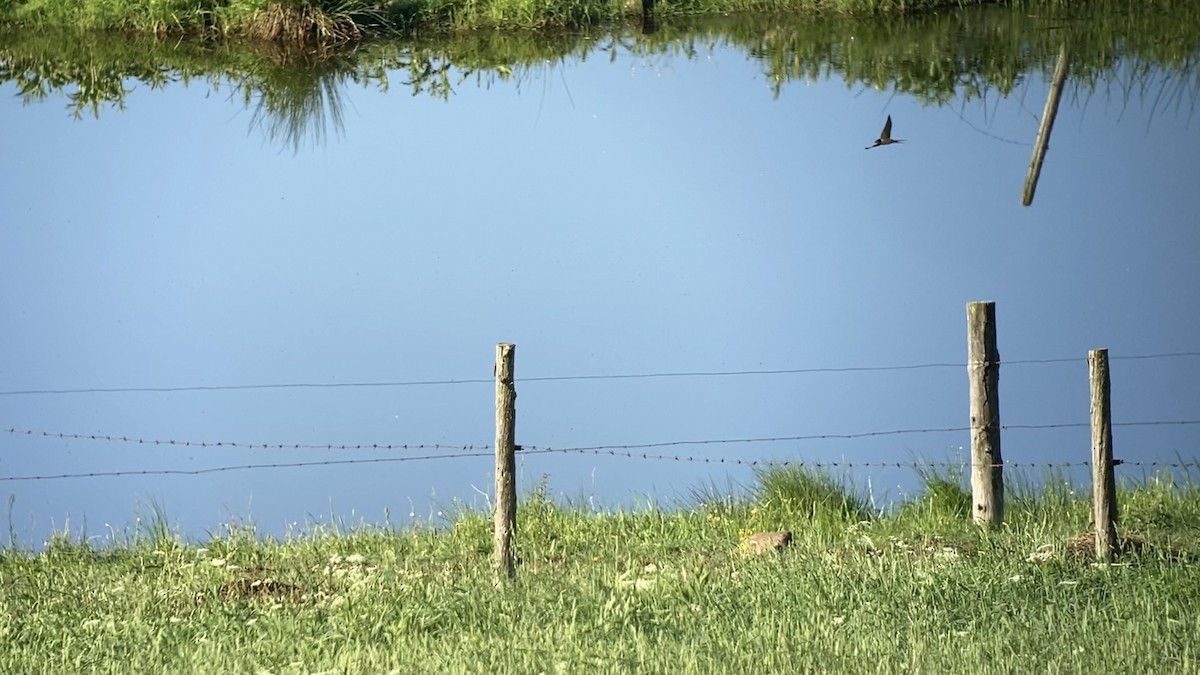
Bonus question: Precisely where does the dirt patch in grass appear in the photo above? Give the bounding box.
[1065,532,1145,556]
[218,575,308,602]
[1064,531,1199,564]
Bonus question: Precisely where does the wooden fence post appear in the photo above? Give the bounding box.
[1090,349,1118,561]
[494,343,517,579]
[967,302,1004,526]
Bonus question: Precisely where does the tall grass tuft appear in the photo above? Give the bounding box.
[685,476,743,516]
[907,462,972,521]
[753,465,871,522]
[135,498,180,551]
[244,0,383,43]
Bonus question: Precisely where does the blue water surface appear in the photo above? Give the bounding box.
[1,31,1198,545]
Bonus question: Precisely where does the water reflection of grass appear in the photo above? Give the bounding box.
[1,3,1196,147]
[3,468,1198,672]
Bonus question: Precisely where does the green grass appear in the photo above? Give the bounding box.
[0,0,1072,39]
[3,468,1199,673]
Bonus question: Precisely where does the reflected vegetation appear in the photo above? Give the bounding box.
[2,2,1197,152]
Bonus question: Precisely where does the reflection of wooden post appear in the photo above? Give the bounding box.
[1022,44,1071,206]
[1090,349,1119,562]
[967,302,1003,526]
[640,0,659,34]
[494,343,517,580]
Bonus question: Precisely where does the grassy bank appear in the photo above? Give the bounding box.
[3,468,1199,673]
[0,0,1050,40]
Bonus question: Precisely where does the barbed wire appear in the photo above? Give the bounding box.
[1,447,1193,482]
[539,447,1087,468]
[0,449,562,482]
[4,419,1198,453]
[0,428,491,452]
[518,421,1200,453]
[1,350,1196,397]
[526,446,1200,470]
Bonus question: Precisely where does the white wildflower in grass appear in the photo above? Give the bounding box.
[209,558,227,567]
[832,616,846,626]
[1009,574,1024,583]
[616,569,656,591]
[346,553,366,565]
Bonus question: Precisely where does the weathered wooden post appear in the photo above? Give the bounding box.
[494,343,517,579]
[1089,349,1119,561]
[967,302,1004,526]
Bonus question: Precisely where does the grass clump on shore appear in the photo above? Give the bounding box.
[2,0,390,42]
[2,467,1199,673]
[243,1,382,43]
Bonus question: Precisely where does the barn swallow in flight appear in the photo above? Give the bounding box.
[866,115,903,149]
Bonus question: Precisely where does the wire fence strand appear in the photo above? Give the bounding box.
[1,351,1196,397]
[0,450,519,482]
[5,419,1199,453]
[525,446,1200,470]
[0,428,491,452]
[1,447,1195,482]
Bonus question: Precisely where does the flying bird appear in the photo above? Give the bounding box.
[866,115,903,149]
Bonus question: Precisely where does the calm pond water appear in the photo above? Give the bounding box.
[2,6,1199,545]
